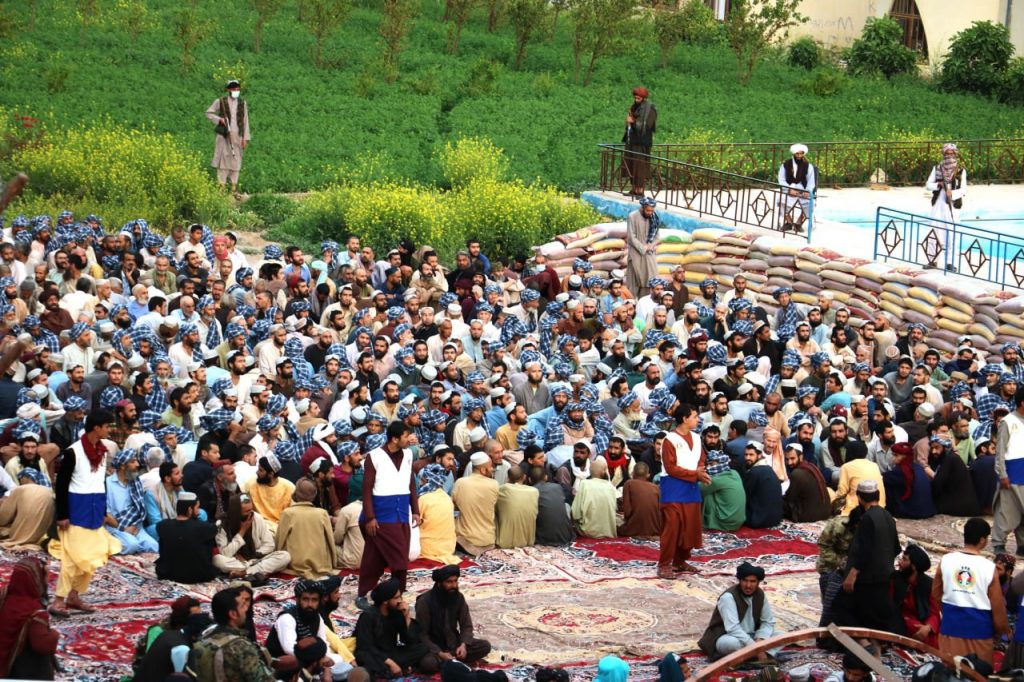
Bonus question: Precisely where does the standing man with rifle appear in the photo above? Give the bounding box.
[205,79,250,199]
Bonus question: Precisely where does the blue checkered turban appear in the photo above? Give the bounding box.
[521,289,540,303]
[68,322,90,341]
[744,355,759,372]
[439,293,458,308]
[16,468,49,486]
[796,386,818,399]
[266,394,287,415]
[99,386,124,410]
[810,352,830,368]
[749,410,769,427]
[335,440,359,459]
[617,390,639,411]
[63,395,87,412]
[421,410,447,428]
[112,448,139,469]
[264,245,283,260]
[573,258,593,273]
[706,344,727,366]
[365,433,387,451]
[787,411,809,431]
[773,287,793,299]
[545,301,562,315]
[200,409,235,432]
[516,428,538,448]
[782,348,802,368]
[236,267,254,283]
[257,415,282,432]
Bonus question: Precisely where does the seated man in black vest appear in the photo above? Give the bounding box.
[697,562,779,661]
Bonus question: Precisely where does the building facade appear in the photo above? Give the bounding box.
[703,0,1024,66]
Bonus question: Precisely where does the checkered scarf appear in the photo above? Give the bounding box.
[113,475,148,531]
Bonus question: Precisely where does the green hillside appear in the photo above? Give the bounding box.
[0,0,1021,195]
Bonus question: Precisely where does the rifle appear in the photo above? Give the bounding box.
[0,173,28,215]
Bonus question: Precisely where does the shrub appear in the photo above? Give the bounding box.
[1000,56,1024,105]
[847,17,917,78]
[787,36,820,70]
[677,0,723,46]
[806,66,846,97]
[449,178,599,260]
[273,178,598,264]
[941,20,1014,98]
[437,137,510,189]
[9,121,230,228]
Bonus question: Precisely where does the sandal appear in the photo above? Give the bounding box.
[67,599,96,613]
[48,605,71,619]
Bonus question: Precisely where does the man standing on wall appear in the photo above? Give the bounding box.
[205,79,251,198]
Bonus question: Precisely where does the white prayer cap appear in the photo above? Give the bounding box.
[223,387,238,398]
[790,143,808,155]
[128,353,146,369]
[295,398,310,414]
[26,368,43,381]
[312,423,333,441]
[469,426,488,442]
[17,402,41,419]
[421,365,438,381]
[30,384,48,399]
[470,452,490,467]
[447,303,462,315]
[250,384,266,395]
[504,401,518,415]
[162,315,179,328]
[489,387,507,398]
[568,374,585,384]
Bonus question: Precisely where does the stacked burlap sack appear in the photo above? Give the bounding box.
[533,222,1024,357]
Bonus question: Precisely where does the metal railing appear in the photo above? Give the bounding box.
[603,138,1024,187]
[874,206,1024,290]
[598,144,813,240]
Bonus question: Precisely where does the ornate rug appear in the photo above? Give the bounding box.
[0,518,961,680]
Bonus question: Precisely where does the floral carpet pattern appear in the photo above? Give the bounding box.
[0,517,963,680]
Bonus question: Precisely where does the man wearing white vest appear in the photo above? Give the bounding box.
[992,387,1024,554]
[932,517,1009,664]
[52,410,122,617]
[356,421,420,612]
[657,403,709,579]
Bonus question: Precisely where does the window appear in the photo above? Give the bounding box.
[889,0,928,57]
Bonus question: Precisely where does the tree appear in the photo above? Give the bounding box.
[847,16,917,78]
[725,0,806,86]
[571,0,637,86]
[445,0,477,54]
[251,0,285,53]
[653,6,687,67]
[507,0,548,68]
[486,0,503,31]
[550,0,571,37]
[297,0,351,67]
[941,20,1014,97]
[172,6,210,73]
[379,0,419,81]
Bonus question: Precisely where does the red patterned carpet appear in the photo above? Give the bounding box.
[0,519,952,680]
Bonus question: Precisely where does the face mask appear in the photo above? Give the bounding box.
[230,91,240,99]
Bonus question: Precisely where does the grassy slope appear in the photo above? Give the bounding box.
[0,0,1020,194]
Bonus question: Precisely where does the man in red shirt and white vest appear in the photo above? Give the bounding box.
[658,403,709,579]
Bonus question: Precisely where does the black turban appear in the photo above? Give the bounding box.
[295,637,328,667]
[736,562,765,581]
[905,543,931,573]
[320,575,342,594]
[294,579,323,598]
[371,578,401,605]
[432,564,461,582]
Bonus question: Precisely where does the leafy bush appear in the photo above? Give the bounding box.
[940,21,1014,98]
[677,0,724,46]
[437,137,510,189]
[273,178,598,263]
[8,121,231,228]
[847,17,918,78]
[805,66,846,97]
[449,178,598,259]
[787,36,820,70]
[1000,57,1024,105]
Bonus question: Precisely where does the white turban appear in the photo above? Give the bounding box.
[790,143,808,155]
